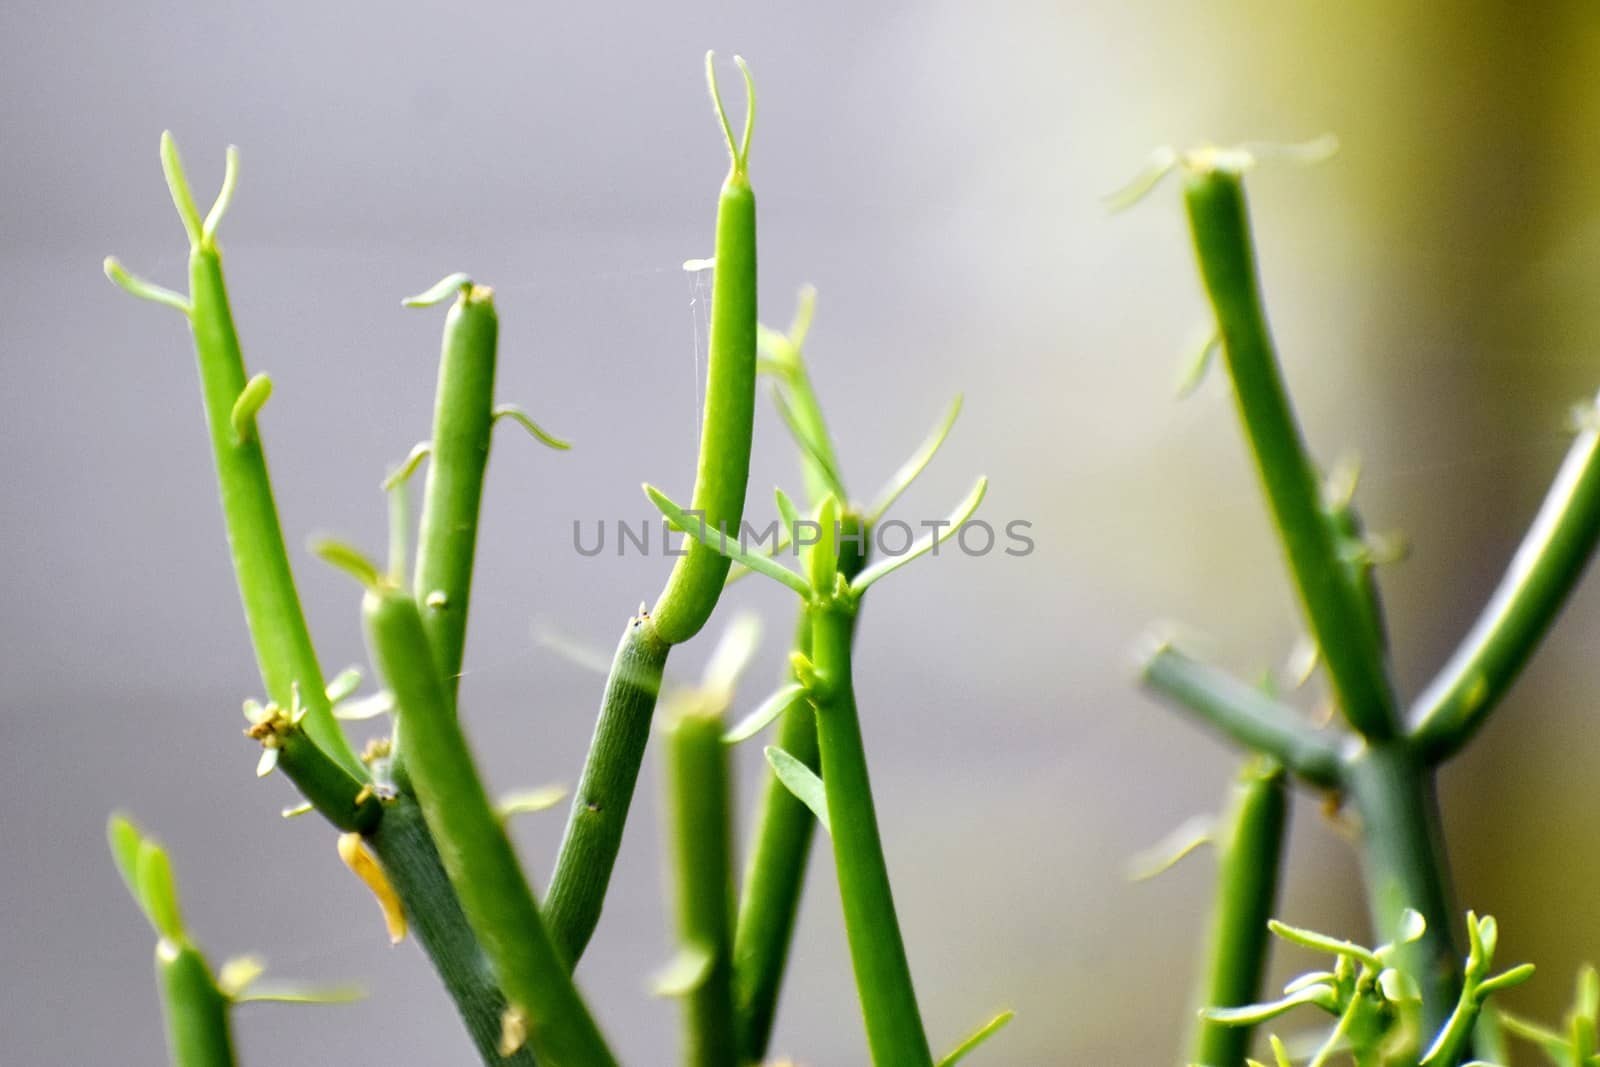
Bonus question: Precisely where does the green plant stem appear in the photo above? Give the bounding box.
[183,243,362,778]
[1344,742,1463,1042]
[1140,644,1345,788]
[364,584,616,1066]
[664,706,739,1067]
[811,601,932,1067]
[1189,759,1289,1067]
[544,612,671,965]
[652,56,759,645]
[413,284,498,705]
[733,514,867,1060]
[1410,408,1600,762]
[155,941,236,1067]
[367,793,535,1067]
[1181,165,1398,741]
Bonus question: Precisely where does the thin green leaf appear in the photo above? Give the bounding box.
[644,484,810,597]
[772,385,846,500]
[199,145,240,243]
[333,691,393,721]
[1268,919,1383,970]
[764,745,829,835]
[103,257,191,314]
[808,495,839,596]
[1103,146,1180,212]
[1202,984,1336,1026]
[774,486,801,537]
[107,814,144,908]
[324,667,362,706]
[381,441,431,491]
[136,840,184,941]
[1126,814,1213,882]
[493,405,572,451]
[1478,964,1536,999]
[496,785,570,819]
[868,394,963,523]
[851,477,988,595]
[310,537,384,592]
[235,983,366,1005]
[402,273,473,308]
[724,683,806,744]
[1174,330,1220,398]
[936,1009,1015,1067]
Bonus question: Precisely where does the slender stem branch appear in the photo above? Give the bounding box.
[1410,405,1600,762]
[811,602,933,1066]
[274,729,382,834]
[182,247,363,776]
[544,612,671,965]
[412,282,499,706]
[733,513,868,1060]
[366,793,536,1067]
[1189,758,1289,1067]
[155,942,236,1067]
[663,705,739,1067]
[1181,165,1398,740]
[1139,643,1345,788]
[651,60,759,645]
[364,584,616,1066]
[1343,742,1463,1042]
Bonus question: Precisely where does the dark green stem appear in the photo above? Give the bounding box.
[1344,743,1463,1042]
[413,283,498,705]
[812,602,932,1066]
[274,730,382,834]
[155,942,236,1067]
[364,584,616,1066]
[544,613,671,965]
[367,794,535,1067]
[664,707,738,1067]
[1140,644,1345,788]
[1410,407,1600,762]
[1189,759,1289,1067]
[1182,165,1398,741]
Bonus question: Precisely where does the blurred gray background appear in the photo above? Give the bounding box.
[5,2,1600,1063]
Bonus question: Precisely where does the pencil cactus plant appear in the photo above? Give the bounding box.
[99,53,1599,1067]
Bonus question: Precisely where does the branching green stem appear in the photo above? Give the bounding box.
[811,601,933,1066]
[1139,643,1345,788]
[1410,401,1600,763]
[366,794,535,1067]
[363,583,616,1066]
[663,706,739,1067]
[1344,743,1462,1041]
[1189,759,1289,1067]
[544,613,671,965]
[1181,164,1398,741]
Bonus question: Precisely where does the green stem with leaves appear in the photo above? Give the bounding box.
[1189,758,1288,1067]
[663,705,739,1067]
[156,944,236,1067]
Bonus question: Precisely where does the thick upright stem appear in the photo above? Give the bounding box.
[1188,760,1289,1067]
[1182,166,1398,741]
[413,285,499,706]
[365,585,616,1066]
[544,612,671,965]
[664,707,739,1067]
[1345,743,1463,1040]
[811,603,932,1066]
[367,794,535,1067]
[155,942,236,1067]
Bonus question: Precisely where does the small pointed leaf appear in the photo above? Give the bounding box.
[324,668,362,706]
[136,840,184,941]
[851,477,988,595]
[493,405,572,451]
[1268,919,1383,970]
[936,1009,1015,1067]
[645,484,810,597]
[496,785,570,819]
[765,745,829,834]
[724,683,806,744]
[1126,814,1214,881]
[402,273,472,308]
[651,943,715,997]
[107,814,144,906]
[868,394,964,523]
